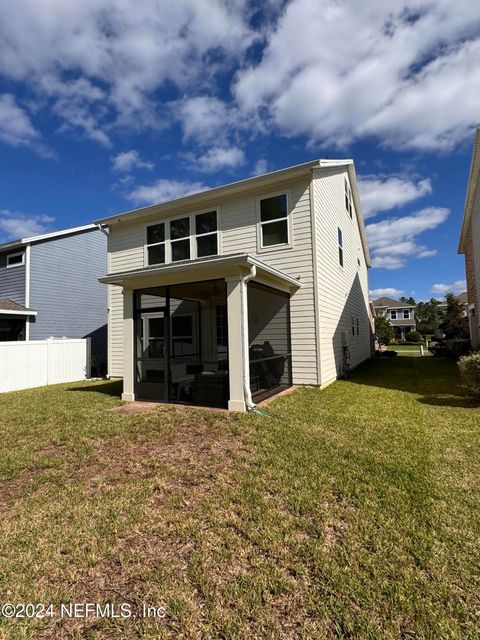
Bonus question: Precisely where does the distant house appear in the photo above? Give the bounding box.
[0,224,108,369]
[372,297,416,341]
[95,158,373,411]
[436,292,469,317]
[458,126,480,350]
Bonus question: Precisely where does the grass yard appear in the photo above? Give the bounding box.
[386,344,424,351]
[0,358,479,639]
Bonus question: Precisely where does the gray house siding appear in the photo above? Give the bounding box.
[0,250,26,305]
[29,229,108,366]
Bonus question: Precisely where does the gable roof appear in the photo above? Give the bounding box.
[372,297,416,308]
[0,224,98,253]
[94,158,371,267]
[437,291,469,307]
[459,126,480,254]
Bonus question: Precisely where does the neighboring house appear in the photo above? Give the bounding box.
[372,297,416,341]
[428,292,468,339]
[96,159,372,412]
[436,292,469,317]
[0,224,108,369]
[458,126,480,350]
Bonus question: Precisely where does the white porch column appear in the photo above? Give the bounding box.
[226,276,247,412]
[122,287,135,401]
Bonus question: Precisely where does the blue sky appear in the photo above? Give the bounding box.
[0,0,478,301]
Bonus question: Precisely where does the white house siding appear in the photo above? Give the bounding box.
[108,177,319,384]
[312,167,371,386]
[471,179,480,344]
[221,178,317,385]
[107,222,144,376]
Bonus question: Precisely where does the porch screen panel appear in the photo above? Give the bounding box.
[247,282,292,397]
[168,279,229,408]
[134,288,168,401]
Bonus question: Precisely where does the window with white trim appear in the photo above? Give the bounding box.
[345,178,353,218]
[146,209,219,266]
[338,227,344,267]
[170,217,190,262]
[6,251,25,268]
[259,193,289,248]
[403,309,410,319]
[195,210,218,257]
[146,223,166,265]
[390,309,397,320]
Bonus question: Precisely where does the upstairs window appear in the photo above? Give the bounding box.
[338,228,344,267]
[170,217,190,262]
[259,193,289,248]
[403,309,410,319]
[356,317,360,335]
[351,316,355,336]
[196,210,218,257]
[146,223,166,265]
[7,251,25,268]
[390,309,397,320]
[345,178,353,218]
[146,209,219,266]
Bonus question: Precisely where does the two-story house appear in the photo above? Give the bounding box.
[96,159,372,412]
[0,224,108,370]
[372,297,416,341]
[459,126,480,350]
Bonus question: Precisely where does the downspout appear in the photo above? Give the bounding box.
[97,223,111,379]
[240,265,256,411]
[25,244,31,341]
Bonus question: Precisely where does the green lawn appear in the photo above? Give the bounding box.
[387,344,424,351]
[0,358,479,639]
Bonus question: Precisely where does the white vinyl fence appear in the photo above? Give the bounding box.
[0,338,91,393]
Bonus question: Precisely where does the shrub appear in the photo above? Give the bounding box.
[458,353,480,396]
[446,339,471,359]
[405,331,422,343]
[375,315,394,346]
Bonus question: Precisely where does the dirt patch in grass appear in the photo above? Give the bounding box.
[3,412,253,638]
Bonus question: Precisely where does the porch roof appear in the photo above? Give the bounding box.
[99,253,302,293]
[0,298,37,316]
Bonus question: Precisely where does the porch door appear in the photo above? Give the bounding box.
[135,308,169,401]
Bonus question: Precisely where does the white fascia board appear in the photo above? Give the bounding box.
[458,126,480,254]
[0,223,99,253]
[99,253,302,290]
[93,160,335,226]
[0,309,37,316]
[345,163,372,267]
[22,223,98,244]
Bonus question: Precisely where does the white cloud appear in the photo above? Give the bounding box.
[369,287,405,298]
[0,209,55,240]
[112,150,153,172]
[185,146,245,173]
[178,97,235,146]
[128,179,207,206]
[0,1,255,144]
[234,0,480,150]
[358,175,432,218]
[431,280,467,296]
[367,207,449,270]
[0,93,40,148]
[252,158,270,176]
